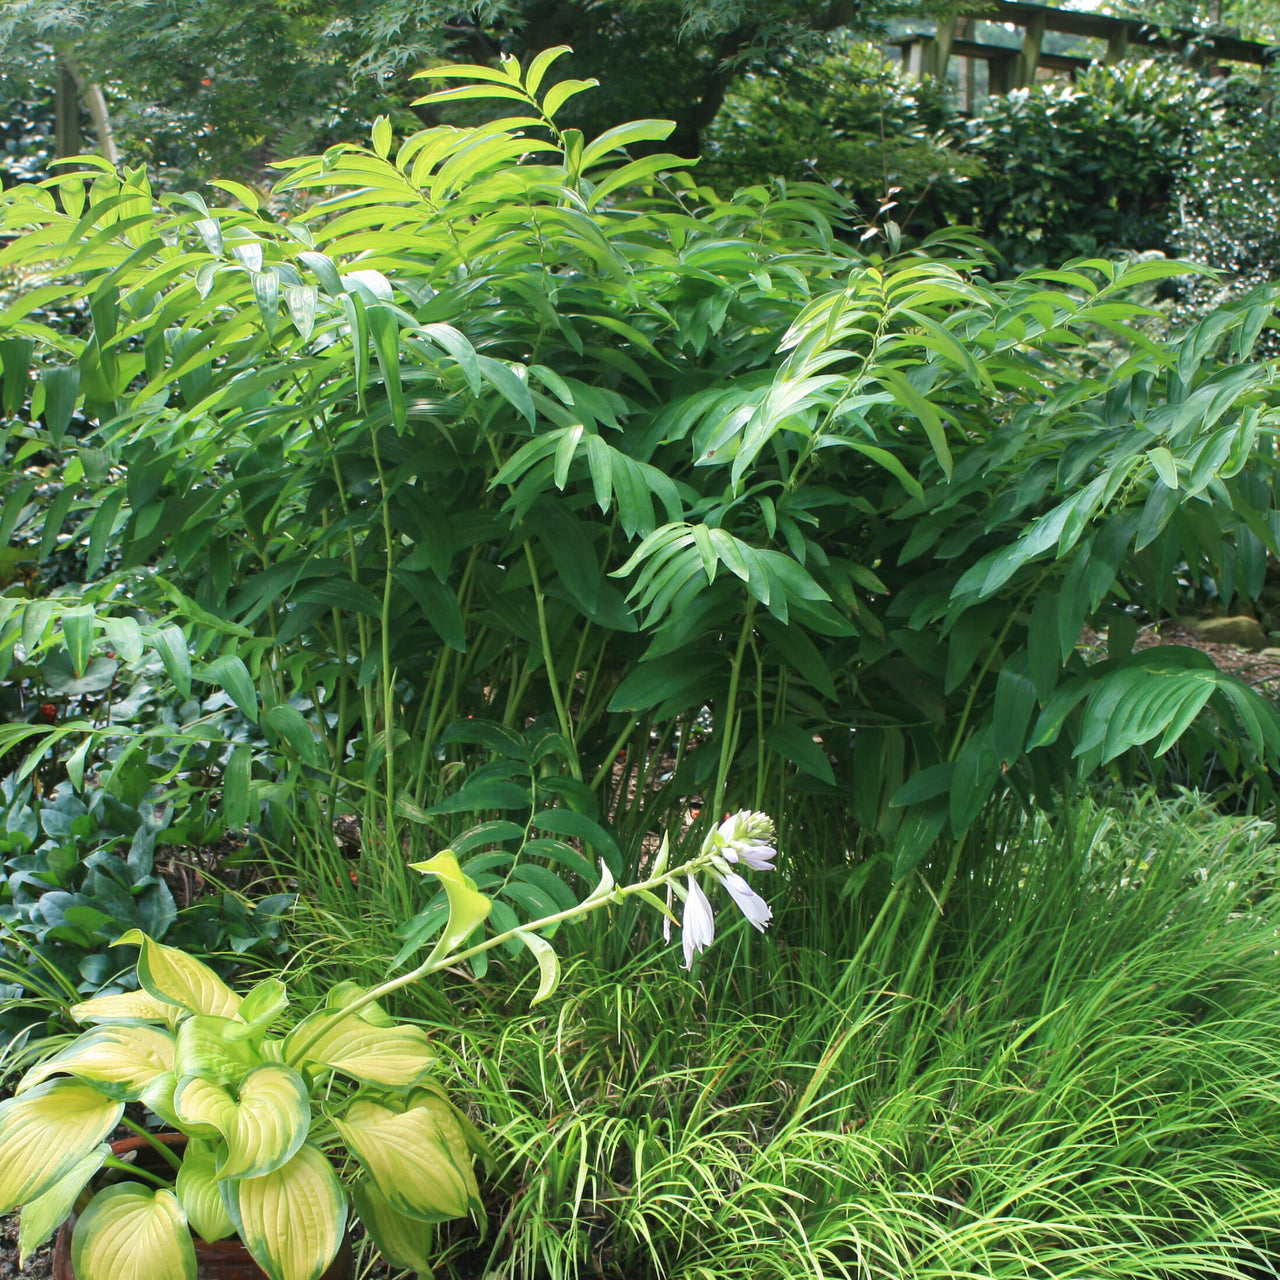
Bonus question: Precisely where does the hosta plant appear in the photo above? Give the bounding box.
[0,811,777,1280]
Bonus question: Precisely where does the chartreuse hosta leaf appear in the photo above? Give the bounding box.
[284,1008,434,1087]
[222,1143,347,1280]
[175,1015,265,1083]
[18,1143,110,1263]
[138,1072,182,1130]
[334,1096,480,1221]
[175,1137,237,1243]
[116,929,242,1018]
[72,1184,195,1280]
[325,981,395,1026]
[70,988,180,1027]
[174,1064,310,1178]
[0,1081,123,1214]
[18,1025,175,1101]
[407,850,492,957]
[351,1178,435,1274]
[226,977,289,1041]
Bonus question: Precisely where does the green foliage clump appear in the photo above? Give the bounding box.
[702,40,982,218]
[957,60,1213,270]
[2,50,1280,921]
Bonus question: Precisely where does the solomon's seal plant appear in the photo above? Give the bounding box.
[0,811,778,1280]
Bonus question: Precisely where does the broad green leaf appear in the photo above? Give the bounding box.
[351,1178,435,1275]
[151,625,192,699]
[891,798,948,880]
[223,1143,347,1280]
[765,722,836,785]
[175,1139,237,1243]
[72,1185,195,1280]
[0,1080,123,1213]
[60,605,95,677]
[579,118,677,168]
[1147,445,1179,489]
[18,1025,175,1101]
[283,1009,435,1087]
[174,1064,309,1178]
[514,929,560,1004]
[199,654,258,722]
[17,1144,109,1263]
[261,704,320,766]
[542,77,599,119]
[889,763,955,808]
[116,931,242,1018]
[334,1097,479,1221]
[41,365,80,447]
[407,850,492,958]
[529,808,621,873]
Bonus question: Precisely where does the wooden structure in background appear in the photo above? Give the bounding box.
[893,0,1278,98]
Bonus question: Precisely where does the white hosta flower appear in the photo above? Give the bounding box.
[681,876,715,969]
[718,870,772,931]
[711,811,777,870]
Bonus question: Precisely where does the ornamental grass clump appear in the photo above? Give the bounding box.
[0,812,777,1280]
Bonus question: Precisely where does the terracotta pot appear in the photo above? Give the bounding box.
[50,1134,354,1280]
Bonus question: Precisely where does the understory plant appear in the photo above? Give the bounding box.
[2,45,1280,943]
[0,810,777,1279]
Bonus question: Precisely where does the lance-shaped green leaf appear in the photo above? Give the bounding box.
[175,1015,264,1083]
[284,1008,435,1087]
[0,1080,123,1213]
[406,850,492,959]
[174,1064,309,1178]
[351,1177,435,1275]
[18,1025,175,1101]
[18,1143,110,1263]
[222,1143,347,1280]
[72,1184,195,1280]
[334,1097,479,1222]
[116,931,242,1018]
[70,988,180,1027]
[514,929,560,1004]
[175,1138,237,1243]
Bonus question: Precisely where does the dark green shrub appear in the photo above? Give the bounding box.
[702,40,982,227]
[953,60,1214,269]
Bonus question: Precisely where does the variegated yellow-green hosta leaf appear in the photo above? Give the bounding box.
[17,1143,110,1263]
[0,1081,123,1214]
[175,1138,236,1244]
[174,1015,263,1083]
[71,1184,195,1280]
[351,1177,435,1275]
[222,1143,347,1280]
[334,1096,479,1222]
[324,981,394,1026]
[406,850,491,957]
[137,1071,181,1130]
[69,989,180,1028]
[174,1064,309,1179]
[116,930,242,1018]
[284,1009,434,1087]
[18,1025,175,1101]
[409,1082,493,1162]
[225,977,288,1041]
